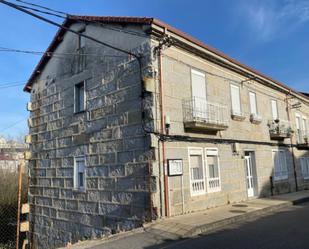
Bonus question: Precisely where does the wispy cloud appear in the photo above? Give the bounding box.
[240,0,309,41]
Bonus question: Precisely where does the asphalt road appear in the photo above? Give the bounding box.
[96,202,309,249]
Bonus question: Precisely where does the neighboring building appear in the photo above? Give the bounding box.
[0,137,26,172]
[24,16,309,248]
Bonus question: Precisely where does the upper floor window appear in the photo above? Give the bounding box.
[77,32,86,72]
[295,114,302,143]
[271,99,279,120]
[302,117,308,141]
[249,91,258,115]
[74,81,85,113]
[74,156,86,190]
[230,84,241,116]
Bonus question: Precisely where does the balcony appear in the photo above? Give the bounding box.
[268,119,293,140]
[183,97,229,132]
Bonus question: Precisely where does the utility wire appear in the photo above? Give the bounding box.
[15,0,68,16]
[14,3,66,18]
[0,117,27,133]
[0,46,129,58]
[13,0,148,38]
[0,0,140,59]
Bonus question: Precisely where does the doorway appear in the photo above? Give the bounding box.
[244,151,257,198]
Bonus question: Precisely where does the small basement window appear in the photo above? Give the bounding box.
[74,156,86,190]
[74,81,85,113]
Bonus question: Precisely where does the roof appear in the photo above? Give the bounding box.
[23,16,308,101]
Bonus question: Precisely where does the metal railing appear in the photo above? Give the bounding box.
[183,97,229,127]
[268,119,292,137]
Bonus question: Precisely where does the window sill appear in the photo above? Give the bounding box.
[74,110,86,115]
[73,188,86,193]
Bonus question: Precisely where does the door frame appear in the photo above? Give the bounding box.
[244,150,258,198]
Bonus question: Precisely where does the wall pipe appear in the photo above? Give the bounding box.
[158,50,169,217]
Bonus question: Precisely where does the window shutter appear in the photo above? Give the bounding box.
[231,85,241,114]
[249,92,257,115]
[271,100,278,120]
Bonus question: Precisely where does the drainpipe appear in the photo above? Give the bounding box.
[286,93,298,191]
[158,49,169,217]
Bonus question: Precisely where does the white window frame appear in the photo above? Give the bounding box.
[74,156,86,191]
[230,84,242,116]
[302,117,308,139]
[74,81,86,113]
[188,147,206,196]
[249,91,258,116]
[271,99,279,120]
[272,149,288,181]
[295,113,302,143]
[205,148,221,193]
[300,157,309,179]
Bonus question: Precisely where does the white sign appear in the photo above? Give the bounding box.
[168,159,183,176]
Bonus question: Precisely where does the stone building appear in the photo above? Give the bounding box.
[24,16,309,248]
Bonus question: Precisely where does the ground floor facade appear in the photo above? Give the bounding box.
[155,141,309,217]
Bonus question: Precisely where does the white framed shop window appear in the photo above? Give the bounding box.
[74,156,86,190]
[188,148,206,196]
[205,148,221,193]
[300,157,309,179]
[272,149,288,181]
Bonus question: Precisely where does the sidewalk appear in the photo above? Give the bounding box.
[145,190,309,239]
[61,190,309,249]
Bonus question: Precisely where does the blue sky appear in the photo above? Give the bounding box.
[0,0,308,137]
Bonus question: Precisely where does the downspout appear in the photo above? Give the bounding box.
[286,92,298,191]
[158,49,169,217]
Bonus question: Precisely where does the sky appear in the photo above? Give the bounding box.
[0,0,308,137]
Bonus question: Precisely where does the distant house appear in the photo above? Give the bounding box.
[24,16,309,248]
[0,137,26,172]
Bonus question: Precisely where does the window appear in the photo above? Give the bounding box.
[230,84,241,116]
[272,150,288,181]
[191,69,207,119]
[296,114,302,143]
[205,149,221,193]
[189,148,205,196]
[74,81,85,113]
[300,157,309,179]
[249,91,258,115]
[74,156,86,190]
[77,33,86,72]
[271,100,278,120]
[302,117,308,141]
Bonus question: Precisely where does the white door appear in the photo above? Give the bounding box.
[245,155,254,197]
[191,69,206,119]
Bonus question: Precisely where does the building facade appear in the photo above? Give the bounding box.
[24,16,309,248]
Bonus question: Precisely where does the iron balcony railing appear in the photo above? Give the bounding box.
[268,119,293,138]
[183,97,229,128]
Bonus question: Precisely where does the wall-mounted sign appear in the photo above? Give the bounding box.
[168,159,183,176]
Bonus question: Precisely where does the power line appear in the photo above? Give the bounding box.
[0,46,130,58]
[0,117,27,133]
[15,0,68,16]
[0,0,140,59]
[13,0,148,38]
[14,3,66,19]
